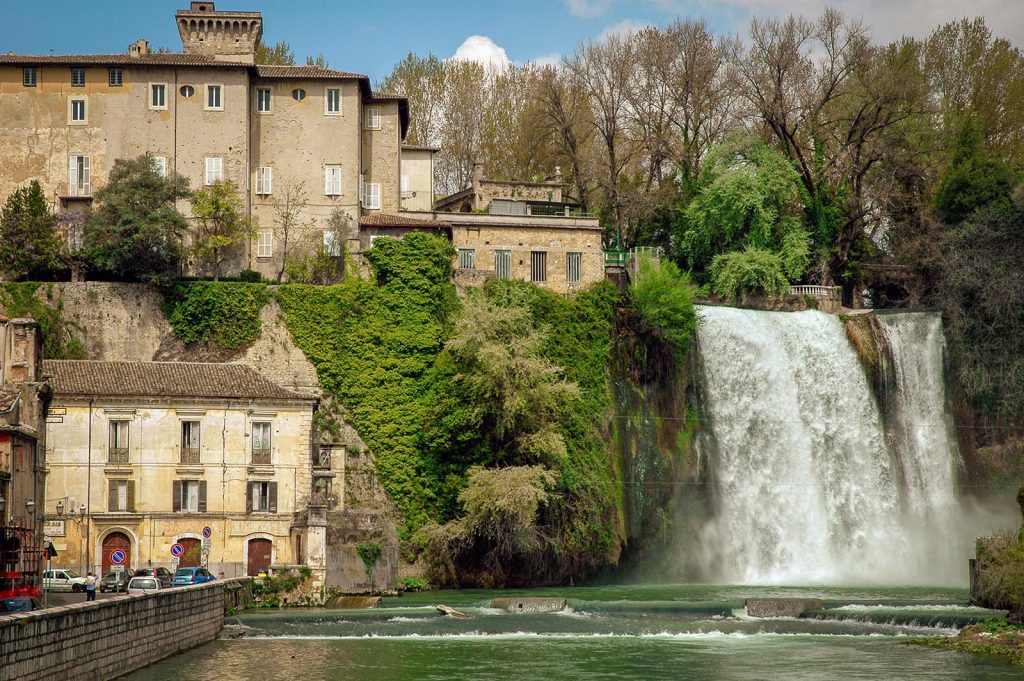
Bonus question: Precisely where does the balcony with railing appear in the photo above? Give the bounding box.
[108,448,128,464]
[251,448,272,466]
[179,448,200,465]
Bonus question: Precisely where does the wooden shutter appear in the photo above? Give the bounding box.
[81,155,91,194]
[69,156,78,195]
[126,480,136,512]
[324,167,333,195]
[264,167,272,194]
[172,480,182,512]
[246,483,253,513]
[268,482,278,513]
[198,481,208,513]
[108,480,117,512]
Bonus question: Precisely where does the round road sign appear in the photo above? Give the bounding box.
[202,526,212,539]
[170,543,185,557]
[110,549,127,565]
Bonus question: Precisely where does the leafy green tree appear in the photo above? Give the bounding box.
[629,255,698,354]
[933,117,1015,225]
[255,40,295,65]
[84,155,190,284]
[0,180,65,279]
[710,248,792,302]
[190,180,253,280]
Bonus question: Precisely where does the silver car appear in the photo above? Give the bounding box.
[126,576,162,595]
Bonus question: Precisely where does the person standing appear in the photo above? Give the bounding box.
[85,572,98,601]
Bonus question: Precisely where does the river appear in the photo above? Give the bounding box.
[125,584,1020,680]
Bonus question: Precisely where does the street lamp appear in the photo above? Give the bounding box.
[0,493,6,518]
[25,499,35,515]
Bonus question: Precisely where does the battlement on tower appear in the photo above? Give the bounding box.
[175,2,262,64]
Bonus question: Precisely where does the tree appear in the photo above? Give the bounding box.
[536,65,596,210]
[255,40,295,65]
[270,179,314,283]
[933,117,1015,225]
[306,53,329,68]
[680,134,810,282]
[189,180,253,280]
[0,180,64,279]
[378,53,446,149]
[84,155,190,284]
[629,255,699,354]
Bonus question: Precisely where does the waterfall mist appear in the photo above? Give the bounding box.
[686,307,1014,586]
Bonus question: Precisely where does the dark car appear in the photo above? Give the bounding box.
[172,567,215,587]
[134,567,173,589]
[1,596,43,613]
[99,570,132,593]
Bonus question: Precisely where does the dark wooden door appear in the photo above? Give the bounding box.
[178,538,201,568]
[101,532,131,574]
[247,538,272,576]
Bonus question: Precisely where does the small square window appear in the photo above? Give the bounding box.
[108,68,123,87]
[71,67,85,87]
[150,83,167,109]
[205,157,223,185]
[22,67,37,87]
[257,88,272,113]
[205,84,223,110]
[325,88,341,115]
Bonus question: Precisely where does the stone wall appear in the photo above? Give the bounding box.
[0,579,243,681]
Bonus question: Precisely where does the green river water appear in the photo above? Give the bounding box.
[125,584,1022,680]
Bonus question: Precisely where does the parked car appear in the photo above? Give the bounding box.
[126,577,162,596]
[1,596,43,613]
[172,567,215,586]
[99,570,132,593]
[133,567,173,589]
[42,569,88,592]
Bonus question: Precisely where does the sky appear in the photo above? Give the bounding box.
[1,1,1022,83]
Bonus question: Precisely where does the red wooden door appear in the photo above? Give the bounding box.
[247,539,272,576]
[178,538,201,568]
[101,532,131,574]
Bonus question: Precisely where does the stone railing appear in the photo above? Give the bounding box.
[789,285,841,299]
[0,578,249,680]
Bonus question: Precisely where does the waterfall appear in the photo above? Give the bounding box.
[693,307,964,585]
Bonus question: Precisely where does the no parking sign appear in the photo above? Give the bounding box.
[170,543,184,558]
[110,549,127,565]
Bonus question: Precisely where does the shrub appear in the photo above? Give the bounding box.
[239,269,262,283]
[629,255,699,355]
[710,247,790,301]
[163,281,270,350]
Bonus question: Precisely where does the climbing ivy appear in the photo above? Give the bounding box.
[163,280,270,350]
[0,283,86,359]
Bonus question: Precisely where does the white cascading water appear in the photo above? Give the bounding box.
[694,306,963,585]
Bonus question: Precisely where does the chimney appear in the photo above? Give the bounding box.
[128,38,151,58]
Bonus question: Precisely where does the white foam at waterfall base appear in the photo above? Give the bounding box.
[693,307,972,586]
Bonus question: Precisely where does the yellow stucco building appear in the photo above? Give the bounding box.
[41,360,324,581]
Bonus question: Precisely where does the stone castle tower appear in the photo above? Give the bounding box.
[175,1,263,64]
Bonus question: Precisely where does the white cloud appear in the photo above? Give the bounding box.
[566,0,616,18]
[451,35,512,71]
[531,52,563,68]
[600,19,652,41]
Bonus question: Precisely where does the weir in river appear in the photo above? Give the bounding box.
[693,307,967,586]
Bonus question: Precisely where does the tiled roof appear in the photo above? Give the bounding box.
[0,54,250,67]
[255,65,366,79]
[402,144,440,153]
[0,389,18,413]
[360,213,450,229]
[43,361,311,401]
[371,91,405,101]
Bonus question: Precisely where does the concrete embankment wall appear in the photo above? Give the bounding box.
[0,578,249,681]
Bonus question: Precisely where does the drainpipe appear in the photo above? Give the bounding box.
[85,398,93,575]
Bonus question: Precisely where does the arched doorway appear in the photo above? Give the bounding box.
[247,538,272,576]
[178,538,201,568]
[101,532,131,574]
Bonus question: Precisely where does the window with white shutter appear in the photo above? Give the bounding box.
[324,166,341,196]
[205,157,223,185]
[256,167,273,195]
[400,175,410,193]
[256,230,273,258]
[151,156,168,177]
[365,182,381,209]
[68,155,91,196]
[365,106,381,130]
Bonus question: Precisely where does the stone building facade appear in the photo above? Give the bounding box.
[41,360,326,585]
[0,318,48,597]
[0,2,408,281]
